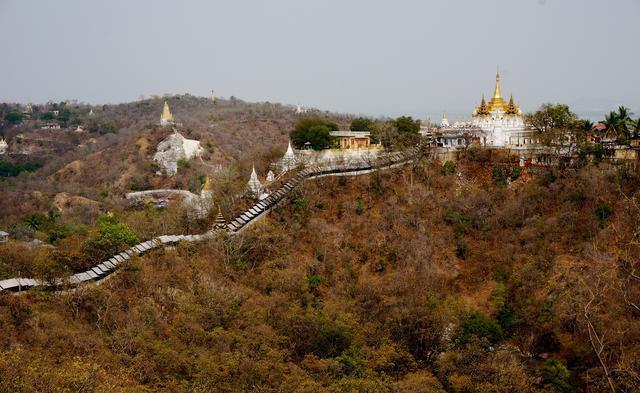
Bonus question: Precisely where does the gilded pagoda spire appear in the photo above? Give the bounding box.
[492,71,502,100]
[160,101,174,126]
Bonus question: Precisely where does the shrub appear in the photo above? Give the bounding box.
[442,160,455,175]
[510,167,521,181]
[85,213,138,260]
[541,359,572,392]
[455,242,468,260]
[492,164,508,187]
[355,196,364,215]
[307,274,324,289]
[0,161,43,177]
[456,312,503,345]
[177,158,189,170]
[595,200,613,224]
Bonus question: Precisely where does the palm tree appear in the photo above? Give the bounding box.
[601,111,619,141]
[616,106,633,142]
[581,119,594,132]
[632,117,640,139]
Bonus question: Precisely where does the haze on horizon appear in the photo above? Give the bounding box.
[1,0,639,120]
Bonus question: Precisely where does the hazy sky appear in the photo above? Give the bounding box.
[1,0,639,119]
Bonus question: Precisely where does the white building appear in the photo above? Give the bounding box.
[0,138,7,155]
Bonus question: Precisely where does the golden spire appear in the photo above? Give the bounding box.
[161,101,174,123]
[492,71,502,100]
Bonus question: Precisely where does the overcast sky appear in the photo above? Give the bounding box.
[1,0,639,120]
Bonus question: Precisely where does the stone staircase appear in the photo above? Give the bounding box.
[0,146,421,293]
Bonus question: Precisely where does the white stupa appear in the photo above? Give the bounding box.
[440,113,450,128]
[0,138,7,155]
[246,166,264,198]
[282,141,297,172]
[266,170,275,182]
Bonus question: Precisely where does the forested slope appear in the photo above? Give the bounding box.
[1,151,638,392]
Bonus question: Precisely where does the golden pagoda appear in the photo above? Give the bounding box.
[160,101,175,126]
[473,71,521,116]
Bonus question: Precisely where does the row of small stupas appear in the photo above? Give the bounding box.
[435,72,537,149]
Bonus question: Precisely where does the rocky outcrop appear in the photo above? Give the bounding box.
[52,192,102,212]
[153,130,203,175]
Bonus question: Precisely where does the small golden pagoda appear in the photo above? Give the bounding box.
[202,174,213,191]
[160,101,175,126]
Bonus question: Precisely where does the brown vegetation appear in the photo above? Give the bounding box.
[1,152,639,392]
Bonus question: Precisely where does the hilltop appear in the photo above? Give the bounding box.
[0,96,352,225]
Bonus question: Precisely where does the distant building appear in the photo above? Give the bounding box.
[0,138,7,155]
[160,101,175,126]
[41,122,61,130]
[22,103,33,119]
[330,131,373,149]
[0,231,8,243]
[295,104,309,115]
[440,113,450,128]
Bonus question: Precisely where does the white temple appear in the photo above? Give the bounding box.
[471,72,525,146]
[160,101,175,126]
[246,166,264,198]
[0,138,7,155]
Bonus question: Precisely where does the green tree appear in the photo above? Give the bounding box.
[85,213,138,260]
[601,106,633,142]
[40,112,55,121]
[393,116,421,134]
[456,312,503,345]
[541,359,572,392]
[290,117,337,150]
[525,103,577,133]
[4,111,24,123]
[350,117,375,132]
